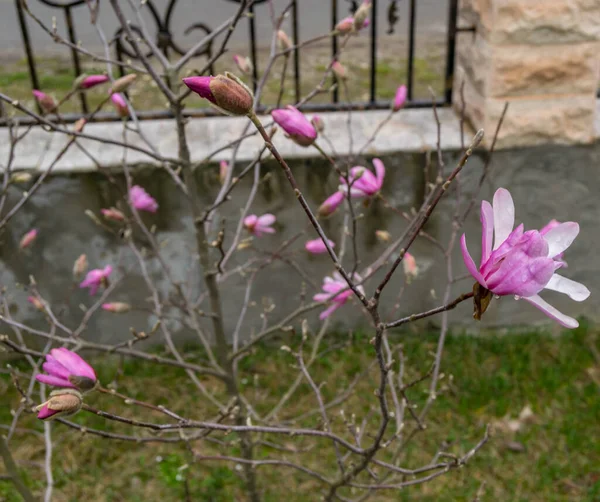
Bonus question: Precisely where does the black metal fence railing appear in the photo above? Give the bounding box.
[4,0,475,124]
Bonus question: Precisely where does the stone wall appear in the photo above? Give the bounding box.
[456,0,600,148]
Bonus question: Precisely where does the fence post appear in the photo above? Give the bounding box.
[454,0,600,148]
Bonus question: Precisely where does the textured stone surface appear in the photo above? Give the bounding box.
[456,0,600,146]
[490,42,600,97]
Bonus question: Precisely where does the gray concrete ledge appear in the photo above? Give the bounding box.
[0,107,471,172]
[3,100,599,172]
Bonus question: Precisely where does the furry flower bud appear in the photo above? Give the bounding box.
[183,74,254,116]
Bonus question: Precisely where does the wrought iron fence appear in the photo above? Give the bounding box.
[6,0,475,123]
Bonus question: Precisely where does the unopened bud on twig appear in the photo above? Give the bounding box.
[32,90,56,113]
[183,73,254,116]
[102,302,131,313]
[36,389,83,421]
[277,30,293,51]
[332,61,348,81]
[73,254,88,279]
[73,118,87,133]
[10,172,33,184]
[233,54,253,75]
[19,229,38,250]
[110,73,138,94]
[101,207,125,222]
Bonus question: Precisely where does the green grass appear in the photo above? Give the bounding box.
[0,45,444,118]
[1,324,599,501]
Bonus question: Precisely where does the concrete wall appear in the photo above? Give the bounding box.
[1,144,598,346]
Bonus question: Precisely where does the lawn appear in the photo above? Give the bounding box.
[1,37,445,119]
[1,322,599,501]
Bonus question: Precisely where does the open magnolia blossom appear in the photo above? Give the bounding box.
[36,348,97,391]
[314,272,364,320]
[244,214,276,236]
[461,188,590,328]
[339,158,385,198]
[79,265,112,295]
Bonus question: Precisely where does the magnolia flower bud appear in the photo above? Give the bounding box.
[393,85,407,112]
[403,252,419,282]
[73,254,88,279]
[183,73,254,116]
[28,295,45,311]
[73,118,86,133]
[233,55,253,75]
[110,73,137,93]
[19,229,38,249]
[102,302,131,313]
[335,17,355,34]
[36,389,83,421]
[375,230,391,242]
[32,90,56,113]
[101,207,125,222]
[219,160,229,185]
[353,1,372,30]
[277,30,293,51]
[332,61,348,81]
[311,115,325,133]
[111,93,129,117]
[75,74,110,90]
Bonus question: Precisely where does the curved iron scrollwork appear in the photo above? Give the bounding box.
[113,0,214,74]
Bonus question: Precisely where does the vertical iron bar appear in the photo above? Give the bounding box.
[292,0,300,103]
[249,4,258,94]
[369,0,377,103]
[64,7,88,113]
[445,0,459,105]
[406,0,416,101]
[14,0,41,112]
[331,0,338,103]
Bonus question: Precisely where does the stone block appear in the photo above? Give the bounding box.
[488,0,600,45]
[490,42,600,97]
[484,95,596,148]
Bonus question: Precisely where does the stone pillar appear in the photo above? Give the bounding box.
[455,0,600,148]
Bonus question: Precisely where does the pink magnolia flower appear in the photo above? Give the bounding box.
[129,185,158,213]
[313,272,364,320]
[111,93,129,117]
[233,54,253,74]
[339,158,385,198]
[305,237,335,255]
[271,106,318,147]
[78,74,109,89]
[19,229,38,249]
[318,191,345,216]
[393,85,407,111]
[36,389,83,421]
[32,90,56,113]
[244,214,276,237]
[36,347,97,390]
[79,265,112,295]
[461,188,590,328]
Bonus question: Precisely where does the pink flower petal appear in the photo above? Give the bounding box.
[319,303,340,320]
[492,188,515,250]
[522,294,579,329]
[460,234,487,287]
[480,200,494,266]
[372,158,385,188]
[544,274,590,302]
[50,348,96,380]
[36,374,75,388]
[542,222,579,259]
[37,404,59,420]
[257,214,276,227]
